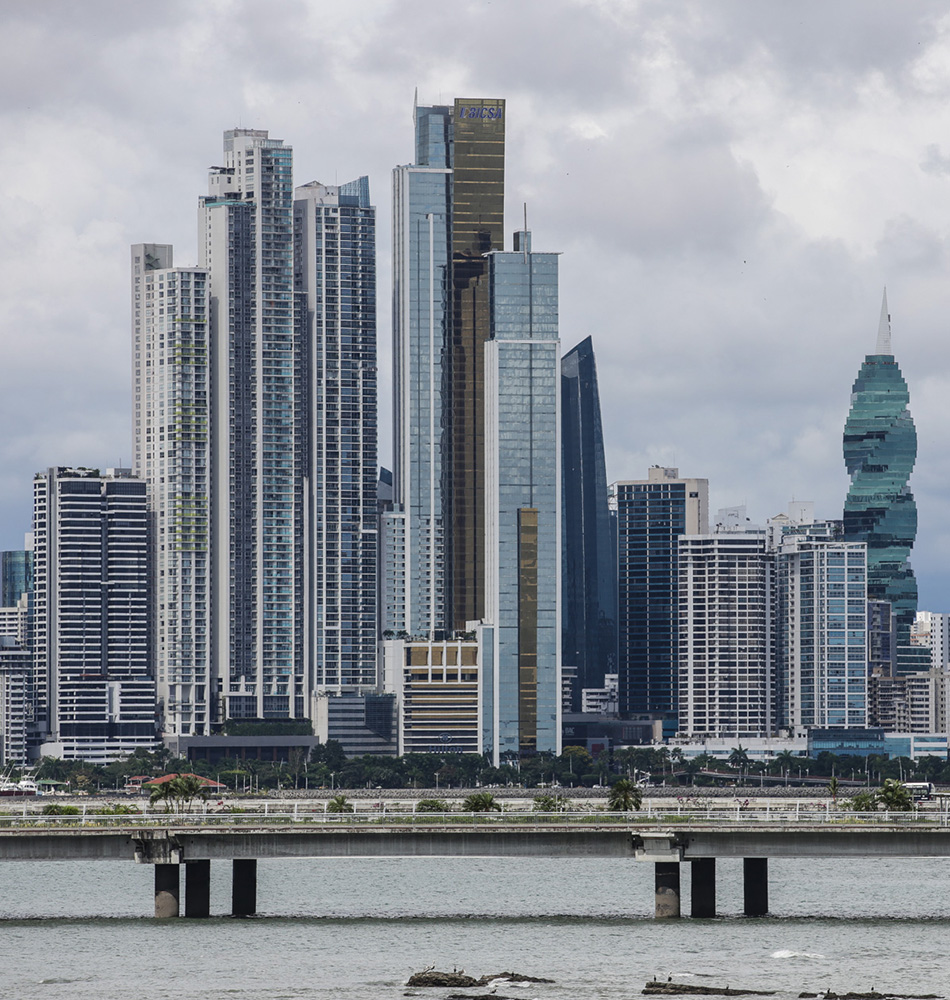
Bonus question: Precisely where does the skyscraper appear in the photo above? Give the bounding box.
[614,467,708,718]
[32,467,155,761]
[200,129,303,723]
[678,526,773,737]
[561,337,616,710]
[775,524,868,729]
[294,178,378,690]
[483,232,561,757]
[843,292,918,657]
[392,98,560,759]
[136,130,380,747]
[131,246,210,738]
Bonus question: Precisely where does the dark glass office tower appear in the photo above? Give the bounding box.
[561,337,616,711]
[614,468,708,717]
[843,292,918,655]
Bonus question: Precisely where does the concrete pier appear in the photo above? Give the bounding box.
[185,859,211,918]
[690,857,716,917]
[743,857,768,916]
[232,858,257,917]
[154,863,180,918]
[654,862,681,918]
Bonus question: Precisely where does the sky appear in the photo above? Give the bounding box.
[3,0,950,608]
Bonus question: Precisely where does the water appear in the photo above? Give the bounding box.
[1,857,949,1000]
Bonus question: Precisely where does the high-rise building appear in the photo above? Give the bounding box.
[678,525,773,738]
[136,132,381,746]
[843,293,918,660]
[391,98,560,760]
[295,178,378,692]
[32,467,156,761]
[561,337,616,711]
[483,232,561,757]
[614,467,708,718]
[200,129,304,723]
[775,523,868,729]
[131,246,210,737]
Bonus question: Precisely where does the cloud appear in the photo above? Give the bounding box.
[2,0,950,612]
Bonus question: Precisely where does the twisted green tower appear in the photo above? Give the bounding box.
[842,291,918,649]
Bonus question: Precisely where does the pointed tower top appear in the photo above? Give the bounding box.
[876,287,892,355]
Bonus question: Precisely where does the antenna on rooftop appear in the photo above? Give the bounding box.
[523,202,528,262]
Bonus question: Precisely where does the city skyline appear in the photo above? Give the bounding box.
[6,4,950,613]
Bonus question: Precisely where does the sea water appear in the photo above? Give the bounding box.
[1,856,948,1000]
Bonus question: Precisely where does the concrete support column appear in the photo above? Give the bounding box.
[690,858,716,918]
[743,857,768,916]
[154,863,180,918]
[654,862,681,918]
[232,858,257,917]
[185,860,211,918]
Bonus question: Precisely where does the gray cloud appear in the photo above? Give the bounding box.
[2,0,950,612]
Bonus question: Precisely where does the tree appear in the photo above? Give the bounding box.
[415,798,450,812]
[847,790,878,812]
[326,794,354,813]
[607,777,643,812]
[728,746,751,775]
[462,791,501,812]
[878,778,913,812]
[533,793,571,813]
[827,775,840,805]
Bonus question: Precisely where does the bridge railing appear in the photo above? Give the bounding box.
[0,804,948,830]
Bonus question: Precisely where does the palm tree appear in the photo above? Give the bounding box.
[607,778,643,812]
[462,791,501,812]
[878,778,913,812]
[326,794,354,813]
[728,746,751,782]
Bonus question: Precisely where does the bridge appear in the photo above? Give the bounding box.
[2,806,948,919]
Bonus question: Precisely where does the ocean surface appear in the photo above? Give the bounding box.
[1,856,948,1000]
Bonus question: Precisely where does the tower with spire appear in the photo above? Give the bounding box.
[842,291,919,667]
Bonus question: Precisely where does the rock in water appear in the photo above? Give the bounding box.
[406,971,479,988]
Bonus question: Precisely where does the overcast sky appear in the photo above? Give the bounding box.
[3,0,950,608]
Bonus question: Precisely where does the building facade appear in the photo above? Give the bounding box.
[136,131,380,747]
[391,98,560,761]
[200,129,305,723]
[32,468,156,761]
[614,467,708,717]
[775,528,868,729]
[132,246,211,737]
[677,530,773,738]
[561,336,616,711]
[295,178,378,692]
[842,293,918,660]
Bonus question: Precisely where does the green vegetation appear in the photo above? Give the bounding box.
[415,798,450,812]
[846,779,914,813]
[533,793,571,812]
[462,791,501,812]
[607,778,643,812]
[326,794,353,813]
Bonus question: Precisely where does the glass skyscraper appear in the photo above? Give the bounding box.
[135,130,379,742]
[561,337,616,711]
[392,99,561,760]
[842,292,918,653]
[614,468,708,718]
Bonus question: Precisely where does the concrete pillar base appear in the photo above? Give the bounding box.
[654,861,681,918]
[743,857,768,916]
[690,857,716,918]
[185,859,211,918]
[154,863,180,918]
[232,858,257,917]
